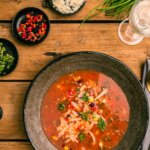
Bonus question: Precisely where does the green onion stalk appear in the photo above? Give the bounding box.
[83,0,136,23]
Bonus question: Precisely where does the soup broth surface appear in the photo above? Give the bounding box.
[41,70,130,150]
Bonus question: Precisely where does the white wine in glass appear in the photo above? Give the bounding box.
[118,0,150,45]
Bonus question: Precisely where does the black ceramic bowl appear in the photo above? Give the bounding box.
[0,38,18,76]
[24,52,149,150]
[12,7,50,45]
[47,0,86,15]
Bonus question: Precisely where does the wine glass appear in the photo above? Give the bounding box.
[118,0,150,45]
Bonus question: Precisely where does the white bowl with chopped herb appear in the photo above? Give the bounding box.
[0,38,18,76]
[48,0,87,15]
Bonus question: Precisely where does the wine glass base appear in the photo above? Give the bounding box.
[118,18,144,45]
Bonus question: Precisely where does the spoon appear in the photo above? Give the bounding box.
[142,59,150,150]
[146,71,150,92]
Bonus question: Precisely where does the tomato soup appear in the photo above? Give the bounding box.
[41,70,130,150]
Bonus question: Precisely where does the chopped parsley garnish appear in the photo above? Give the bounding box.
[78,132,86,142]
[0,42,15,75]
[97,118,107,132]
[81,93,89,102]
[57,100,68,112]
[79,112,88,121]
[57,103,65,111]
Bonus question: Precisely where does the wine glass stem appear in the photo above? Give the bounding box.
[125,24,137,38]
[118,18,144,45]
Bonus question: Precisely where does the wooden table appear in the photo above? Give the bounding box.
[0,0,149,149]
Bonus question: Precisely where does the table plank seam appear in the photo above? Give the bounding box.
[0,80,32,82]
[0,20,122,24]
[0,139,29,142]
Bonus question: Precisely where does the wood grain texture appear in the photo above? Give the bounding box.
[0,23,148,80]
[0,142,33,150]
[0,0,110,21]
[0,1,148,149]
[0,82,29,139]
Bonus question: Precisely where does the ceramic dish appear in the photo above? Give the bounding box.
[43,0,86,15]
[0,38,18,76]
[24,51,149,150]
[12,7,50,45]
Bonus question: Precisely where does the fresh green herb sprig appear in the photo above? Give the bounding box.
[78,132,86,142]
[79,112,89,121]
[97,118,107,132]
[58,103,65,111]
[83,0,136,23]
[57,100,69,112]
[0,42,15,75]
[81,93,89,102]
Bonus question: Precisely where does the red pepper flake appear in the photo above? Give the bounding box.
[26,13,31,19]
[68,89,74,97]
[42,23,47,28]
[17,12,48,42]
[33,16,38,22]
[27,27,32,32]
[22,33,27,39]
[68,104,75,110]
[65,117,69,121]
[91,105,98,112]
[77,125,82,130]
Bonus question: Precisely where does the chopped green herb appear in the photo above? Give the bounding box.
[81,93,89,102]
[57,100,68,112]
[0,42,15,75]
[78,132,86,142]
[97,118,107,132]
[0,42,3,47]
[58,103,65,111]
[79,112,88,121]
[0,65,5,73]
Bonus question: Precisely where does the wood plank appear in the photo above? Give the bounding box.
[0,82,29,139]
[0,142,33,150]
[0,23,149,80]
[0,0,111,21]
